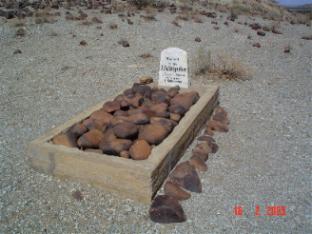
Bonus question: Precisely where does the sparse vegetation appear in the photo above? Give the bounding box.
[193,48,251,81]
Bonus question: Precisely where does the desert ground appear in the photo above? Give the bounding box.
[0,1,311,233]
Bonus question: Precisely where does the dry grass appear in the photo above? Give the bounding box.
[193,48,251,81]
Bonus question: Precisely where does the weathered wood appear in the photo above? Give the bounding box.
[28,85,219,204]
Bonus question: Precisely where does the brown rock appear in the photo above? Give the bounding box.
[125,94,144,107]
[164,180,191,200]
[113,122,138,139]
[192,151,209,162]
[204,128,215,136]
[69,123,88,137]
[100,138,132,155]
[169,105,187,115]
[114,110,128,117]
[149,195,186,223]
[189,156,208,172]
[77,129,104,149]
[127,113,149,125]
[170,91,199,114]
[13,49,22,55]
[212,107,229,125]
[132,83,152,98]
[151,89,170,103]
[169,161,202,193]
[150,117,176,131]
[257,31,266,36]
[253,42,261,48]
[206,120,229,132]
[102,128,117,141]
[52,132,77,147]
[193,142,212,155]
[82,118,107,132]
[102,101,120,113]
[90,109,113,124]
[139,123,171,145]
[197,135,218,153]
[119,150,130,158]
[139,76,153,84]
[129,139,151,160]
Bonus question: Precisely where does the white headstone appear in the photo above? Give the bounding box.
[158,47,189,88]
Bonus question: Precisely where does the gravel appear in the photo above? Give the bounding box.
[0,7,311,233]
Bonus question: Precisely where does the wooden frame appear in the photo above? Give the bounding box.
[28,85,219,204]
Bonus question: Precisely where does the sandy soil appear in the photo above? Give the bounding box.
[0,7,311,233]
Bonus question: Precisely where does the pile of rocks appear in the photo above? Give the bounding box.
[149,106,229,223]
[52,81,200,160]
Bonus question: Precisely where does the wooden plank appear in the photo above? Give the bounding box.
[28,85,219,204]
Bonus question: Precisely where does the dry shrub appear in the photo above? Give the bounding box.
[193,48,251,81]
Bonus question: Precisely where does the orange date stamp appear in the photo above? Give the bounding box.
[234,205,287,217]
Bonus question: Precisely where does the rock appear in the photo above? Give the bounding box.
[272,26,282,34]
[170,91,199,114]
[114,110,128,117]
[132,83,152,98]
[127,113,149,125]
[151,89,170,103]
[252,42,261,48]
[195,37,201,42]
[284,45,291,53]
[77,129,104,149]
[118,39,129,47]
[189,155,208,172]
[129,139,151,160]
[123,88,134,98]
[192,151,209,162]
[69,123,88,137]
[212,107,229,125]
[119,150,130,158]
[13,49,22,54]
[139,76,153,84]
[149,102,168,114]
[169,161,202,193]
[102,101,120,113]
[139,53,152,59]
[150,117,176,132]
[139,123,171,145]
[82,118,107,132]
[164,180,191,200]
[90,109,113,124]
[100,138,132,155]
[80,40,87,46]
[109,23,118,29]
[125,94,144,107]
[109,115,129,126]
[250,23,261,30]
[170,113,181,122]
[113,122,138,139]
[91,16,102,24]
[72,189,83,201]
[149,195,186,223]
[127,18,133,25]
[213,26,219,30]
[257,31,266,36]
[168,86,180,98]
[16,28,26,37]
[52,132,77,147]
[193,142,212,155]
[206,120,229,133]
[197,136,218,153]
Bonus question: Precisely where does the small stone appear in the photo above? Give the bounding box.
[139,53,152,59]
[150,117,176,131]
[127,113,149,125]
[91,16,102,24]
[206,120,229,132]
[109,23,118,29]
[257,31,266,36]
[189,155,208,172]
[118,39,130,47]
[192,151,209,162]
[72,189,83,201]
[164,180,191,200]
[69,123,88,137]
[193,142,212,155]
[195,37,201,42]
[139,76,153,84]
[90,109,113,124]
[113,122,138,139]
[212,107,229,125]
[100,139,132,155]
[149,195,186,223]
[169,161,202,193]
[250,23,261,30]
[151,89,170,103]
[13,49,22,54]
[129,139,151,160]
[77,129,104,149]
[284,45,291,53]
[253,42,261,48]
[80,40,87,46]
[16,28,26,37]
[139,123,171,145]
[82,118,107,132]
